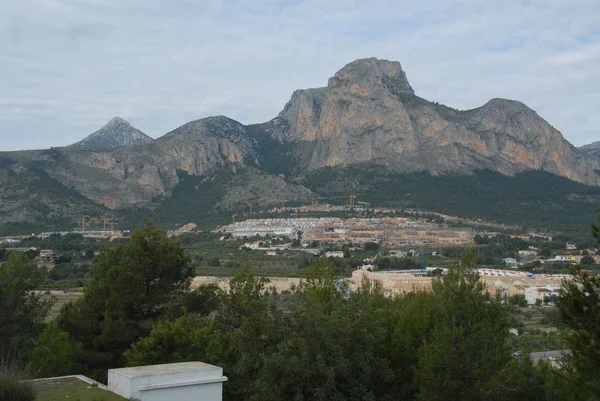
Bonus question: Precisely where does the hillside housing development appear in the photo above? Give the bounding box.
[218,217,473,247]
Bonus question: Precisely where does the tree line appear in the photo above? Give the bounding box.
[1,218,600,400]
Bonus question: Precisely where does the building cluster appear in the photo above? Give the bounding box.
[219,217,473,247]
[351,268,570,305]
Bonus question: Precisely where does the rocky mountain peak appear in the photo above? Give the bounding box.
[70,117,152,149]
[328,57,414,95]
[106,116,129,126]
[478,98,536,116]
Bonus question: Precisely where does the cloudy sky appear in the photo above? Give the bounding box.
[1,0,599,151]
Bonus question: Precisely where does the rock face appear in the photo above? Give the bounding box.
[70,117,153,149]
[0,116,261,216]
[268,57,600,185]
[580,141,600,163]
[1,57,599,228]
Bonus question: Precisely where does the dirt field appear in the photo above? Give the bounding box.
[191,276,302,293]
[39,291,84,321]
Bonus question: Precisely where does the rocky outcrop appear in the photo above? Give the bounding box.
[580,141,600,163]
[70,117,153,149]
[1,116,260,211]
[269,58,600,185]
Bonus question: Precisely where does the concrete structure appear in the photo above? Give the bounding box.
[108,362,227,401]
[325,251,345,258]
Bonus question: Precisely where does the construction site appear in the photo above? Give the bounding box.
[38,215,123,240]
[218,217,473,247]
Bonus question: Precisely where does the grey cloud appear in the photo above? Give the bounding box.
[0,0,598,150]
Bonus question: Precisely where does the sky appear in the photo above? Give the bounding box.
[1,0,599,151]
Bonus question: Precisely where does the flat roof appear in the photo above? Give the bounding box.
[33,376,126,401]
[111,362,221,378]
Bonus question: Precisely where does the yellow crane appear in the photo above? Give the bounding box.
[232,214,239,224]
[330,193,366,208]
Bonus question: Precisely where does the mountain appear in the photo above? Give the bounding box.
[0,116,310,231]
[1,57,599,233]
[70,117,153,149]
[579,141,600,163]
[260,58,600,185]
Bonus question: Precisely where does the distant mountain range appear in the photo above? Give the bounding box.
[1,58,599,233]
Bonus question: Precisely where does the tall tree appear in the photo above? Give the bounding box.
[27,322,82,378]
[558,269,600,397]
[58,221,193,379]
[555,208,600,399]
[0,253,52,369]
[126,266,285,401]
[415,263,515,400]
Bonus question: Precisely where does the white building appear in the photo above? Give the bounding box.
[518,250,538,261]
[389,250,408,258]
[109,362,227,401]
[525,286,561,305]
[325,251,345,258]
[232,226,297,239]
[502,258,518,268]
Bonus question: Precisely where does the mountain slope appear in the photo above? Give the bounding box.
[70,117,153,149]
[579,141,600,163]
[261,58,600,186]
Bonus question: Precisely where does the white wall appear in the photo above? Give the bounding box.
[108,362,227,401]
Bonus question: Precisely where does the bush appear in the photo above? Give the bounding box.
[0,375,36,401]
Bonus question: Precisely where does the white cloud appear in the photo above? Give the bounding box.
[0,0,598,150]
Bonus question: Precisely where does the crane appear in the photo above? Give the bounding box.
[232,214,239,224]
[68,214,89,232]
[329,193,366,208]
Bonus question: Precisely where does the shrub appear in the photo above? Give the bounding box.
[0,375,36,401]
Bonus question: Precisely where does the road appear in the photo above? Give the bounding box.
[529,350,571,360]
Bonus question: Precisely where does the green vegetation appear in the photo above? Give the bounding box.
[32,377,126,401]
[27,323,82,378]
[306,166,600,235]
[3,214,600,400]
[0,253,52,368]
[558,268,600,397]
[0,374,36,401]
[121,170,234,229]
[0,166,107,236]
[57,222,193,380]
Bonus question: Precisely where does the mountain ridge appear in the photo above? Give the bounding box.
[263,58,599,185]
[579,141,600,163]
[1,57,599,231]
